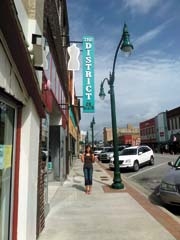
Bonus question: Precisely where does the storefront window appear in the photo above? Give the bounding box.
[0,100,15,240]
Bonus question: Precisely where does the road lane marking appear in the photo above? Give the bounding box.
[127,162,168,179]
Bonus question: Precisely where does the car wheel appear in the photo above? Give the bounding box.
[133,161,139,172]
[149,156,154,166]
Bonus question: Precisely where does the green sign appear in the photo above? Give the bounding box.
[82,36,95,113]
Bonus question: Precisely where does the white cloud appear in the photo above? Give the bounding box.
[112,52,180,126]
[134,18,173,48]
[123,0,162,14]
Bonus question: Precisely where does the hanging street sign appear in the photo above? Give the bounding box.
[82,36,95,113]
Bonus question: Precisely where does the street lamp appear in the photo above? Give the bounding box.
[99,23,133,189]
[90,116,95,150]
[85,130,89,145]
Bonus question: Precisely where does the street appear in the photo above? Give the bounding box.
[101,153,180,220]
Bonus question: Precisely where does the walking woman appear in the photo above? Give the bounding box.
[81,145,95,194]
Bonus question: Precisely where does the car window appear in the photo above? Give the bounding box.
[118,146,125,151]
[143,146,150,153]
[138,147,144,154]
[106,148,113,152]
[102,148,111,153]
[120,148,137,156]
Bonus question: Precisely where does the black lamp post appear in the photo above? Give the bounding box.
[99,23,133,189]
[85,130,89,145]
[90,117,95,150]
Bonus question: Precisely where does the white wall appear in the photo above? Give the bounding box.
[18,99,40,240]
[0,40,28,104]
[14,0,43,89]
[14,0,29,38]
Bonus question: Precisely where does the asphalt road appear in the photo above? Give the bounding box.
[101,153,180,220]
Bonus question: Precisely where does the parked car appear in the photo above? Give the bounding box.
[109,145,154,171]
[159,157,180,206]
[99,147,113,163]
[99,145,127,163]
[93,147,103,160]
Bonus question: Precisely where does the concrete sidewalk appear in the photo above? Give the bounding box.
[38,159,179,240]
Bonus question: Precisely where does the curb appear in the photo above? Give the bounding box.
[97,161,180,240]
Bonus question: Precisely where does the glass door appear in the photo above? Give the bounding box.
[0,100,15,240]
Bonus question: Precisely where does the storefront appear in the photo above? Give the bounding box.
[0,98,16,240]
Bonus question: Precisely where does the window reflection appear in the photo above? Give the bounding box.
[0,100,15,240]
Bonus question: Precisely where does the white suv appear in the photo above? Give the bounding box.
[109,145,154,172]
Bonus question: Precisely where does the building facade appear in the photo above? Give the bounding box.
[0,0,45,239]
[0,0,81,239]
[140,117,156,150]
[166,106,180,153]
[103,124,140,146]
[139,110,179,153]
[103,127,113,145]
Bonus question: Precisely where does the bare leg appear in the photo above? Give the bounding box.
[89,185,92,194]
[85,185,89,194]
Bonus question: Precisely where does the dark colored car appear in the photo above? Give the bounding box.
[159,156,180,206]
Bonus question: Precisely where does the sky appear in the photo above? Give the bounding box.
[66,0,180,140]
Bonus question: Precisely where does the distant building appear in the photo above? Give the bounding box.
[103,124,140,146]
[139,109,180,153]
[166,106,180,154]
[103,127,113,145]
[140,117,156,149]
[155,112,169,150]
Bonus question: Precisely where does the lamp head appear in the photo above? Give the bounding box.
[99,84,106,100]
[120,23,134,54]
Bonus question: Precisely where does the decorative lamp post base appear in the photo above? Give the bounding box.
[111,182,124,189]
[111,172,124,189]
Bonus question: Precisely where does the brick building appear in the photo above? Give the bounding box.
[140,117,156,149]
[103,124,140,146]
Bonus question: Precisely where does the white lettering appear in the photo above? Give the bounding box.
[86,56,91,64]
[85,71,92,78]
[86,92,92,100]
[86,49,91,56]
[83,38,94,109]
[86,78,91,85]
[86,85,92,92]
[86,63,92,70]
[85,42,92,49]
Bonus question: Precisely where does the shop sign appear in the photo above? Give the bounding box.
[82,36,95,113]
[67,43,80,70]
